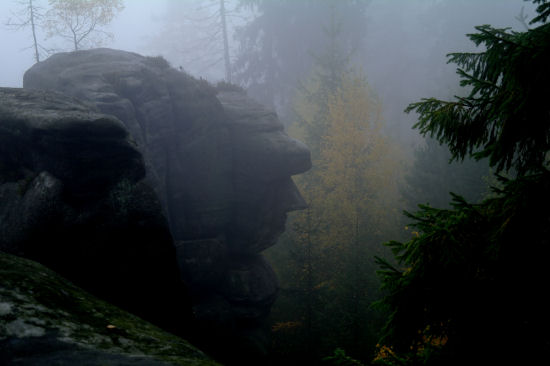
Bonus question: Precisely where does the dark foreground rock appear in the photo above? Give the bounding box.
[24,48,311,362]
[0,251,218,366]
[0,87,191,337]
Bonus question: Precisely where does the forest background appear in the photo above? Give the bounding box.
[2,1,546,365]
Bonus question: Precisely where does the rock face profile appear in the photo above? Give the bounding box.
[23,48,311,360]
[0,87,190,337]
[0,251,219,366]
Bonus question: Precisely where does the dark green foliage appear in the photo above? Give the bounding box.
[233,0,369,120]
[405,17,550,174]
[402,137,489,211]
[531,0,550,23]
[323,348,365,366]
[378,1,550,365]
[376,173,550,365]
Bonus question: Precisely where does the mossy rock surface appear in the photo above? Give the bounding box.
[0,251,220,366]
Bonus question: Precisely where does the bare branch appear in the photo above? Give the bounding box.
[4,0,44,62]
[45,0,123,51]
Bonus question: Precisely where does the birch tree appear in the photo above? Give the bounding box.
[45,0,124,51]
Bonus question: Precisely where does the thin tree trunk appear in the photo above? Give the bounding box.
[73,29,78,51]
[220,0,231,82]
[29,0,40,62]
[305,207,314,363]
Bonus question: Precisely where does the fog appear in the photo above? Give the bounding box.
[0,0,535,147]
[0,0,165,86]
[1,1,546,364]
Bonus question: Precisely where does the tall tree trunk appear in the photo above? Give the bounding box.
[29,0,40,62]
[220,0,231,82]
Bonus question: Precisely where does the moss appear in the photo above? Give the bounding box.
[0,251,220,366]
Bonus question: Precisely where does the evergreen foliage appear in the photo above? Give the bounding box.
[324,348,366,366]
[405,12,550,174]
[267,30,403,365]
[401,137,490,211]
[233,0,369,120]
[531,0,550,23]
[291,10,352,160]
[377,1,550,364]
[376,173,550,365]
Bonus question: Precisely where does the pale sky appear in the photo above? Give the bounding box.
[0,0,166,87]
[1,0,535,88]
[0,0,537,142]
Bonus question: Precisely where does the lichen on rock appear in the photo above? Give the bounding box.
[0,251,219,366]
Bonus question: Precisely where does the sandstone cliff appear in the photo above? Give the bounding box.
[4,47,311,362]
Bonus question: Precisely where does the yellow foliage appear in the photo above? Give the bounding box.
[373,344,398,362]
[419,323,448,349]
[284,70,406,312]
[319,74,399,232]
[290,72,404,257]
[272,321,303,332]
[46,0,124,50]
[373,326,448,363]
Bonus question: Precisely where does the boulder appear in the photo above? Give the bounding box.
[0,251,218,366]
[23,48,311,360]
[0,87,190,337]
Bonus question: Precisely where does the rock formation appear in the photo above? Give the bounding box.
[0,87,190,337]
[0,251,218,366]
[23,48,311,361]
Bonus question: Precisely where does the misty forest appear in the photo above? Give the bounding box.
[1,0,549,365]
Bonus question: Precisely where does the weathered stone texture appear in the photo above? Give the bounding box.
[0,87,189,337]
[21,48,311,360]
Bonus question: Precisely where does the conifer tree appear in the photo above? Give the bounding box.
[401,137,490,212]
[376,1,550,365]
[233,0,369,120]
[319,73,402,360]
[267,16,403,361]
[267,13,355,363]
[405,13,550,174]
